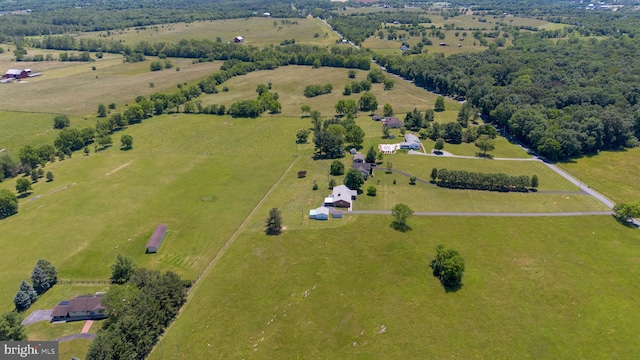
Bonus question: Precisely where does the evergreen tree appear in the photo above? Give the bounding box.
[13,290,31,312]
[36,259,58,286]
[19,280,37,304]
[110,254,137,284]
[31,266,50,295]
[365,146,376,163]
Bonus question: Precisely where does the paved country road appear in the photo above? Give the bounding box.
[348,210,613,217]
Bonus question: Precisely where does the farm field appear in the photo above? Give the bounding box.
[200,65,461,119]
[0,111,65,154]
[0,14,636,359]
[0,55,222,115]
[149,215,640,359]
[78,18,340,48]
[0,113,300,313]
[559,148,640,204]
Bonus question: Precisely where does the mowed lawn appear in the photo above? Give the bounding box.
[559,148,640,204]
[200,65,461,118]
[79,17,340,48]
[0,114,300,312]
[150,215,640,359]
[0,55,222,115]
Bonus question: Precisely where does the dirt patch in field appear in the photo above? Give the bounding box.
[105,159,134,177]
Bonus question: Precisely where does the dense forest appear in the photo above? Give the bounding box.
[0,0,335,37]
[376,33,640,160]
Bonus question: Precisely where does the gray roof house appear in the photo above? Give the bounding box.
[324,185,357,208]
[400,133,422,150]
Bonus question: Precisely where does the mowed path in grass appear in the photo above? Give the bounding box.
[150,215,640,359]
[0,114,299,311]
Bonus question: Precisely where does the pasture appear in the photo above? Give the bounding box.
[0,54,222,115]
[200,65,461,119]
[0,111,62,154]
[149,215,640,359]
[0,113,301,313]
[559,148,640,204]
[79,18,340,48]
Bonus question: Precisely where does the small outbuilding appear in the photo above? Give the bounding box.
[3,69,29,79]
[234,36,244,43]
[314,207,329,220]
[146,224,168,253]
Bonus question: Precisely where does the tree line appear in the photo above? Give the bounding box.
[0,0,335,37]
[432,168,537,192]
[87,259,187,360]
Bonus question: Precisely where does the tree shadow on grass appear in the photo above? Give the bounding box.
[390,221,411,232]
[17,192,31,199]
[443,282,463,293]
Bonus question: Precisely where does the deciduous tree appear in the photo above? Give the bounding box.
[0,189,18,219]
[434,96,445,112]
[120,134,133,149]
[110,254,137,284]
[344,168,365,190]
[265,208,282,235]
[0,311,27,340]
[330,160,345,176]
[16,178,32,195]
[391,203,414,232]
[430,244,465,290]
[475,135,495,157]
[383,103,394,117]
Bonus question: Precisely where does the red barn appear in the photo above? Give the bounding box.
[3,69,29,79]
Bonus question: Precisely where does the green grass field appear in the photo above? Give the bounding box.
[78,18,340,48]
[559,148,640,204]
[0,114,300,313]
[0,18,636,359]
[149,215,640,359]
[200,65,461,118]
[0,54,222,115]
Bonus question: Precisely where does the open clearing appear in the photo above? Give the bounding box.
[149,215,640,359]
[0,111,62,154]
[201,65,461,119]
[0,55,222,115]
[78,18,340,48]
[0,114,299,312]
[559,148,640,204]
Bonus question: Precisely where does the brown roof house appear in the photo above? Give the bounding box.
[51,293,107,322]
[146,224,168,253]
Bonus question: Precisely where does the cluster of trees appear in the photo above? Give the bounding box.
[228,90,281,118]
[313,114,365,158]
[375,33,640,160]
[0,312,26,341]
[430,244,465,290]
[149,59,173,71]
[327,12,430,45]
[88,259,186,360]
[343,79,371,95]
[304,83,333,98]
[13,260,57,312]
[433,168,536,192]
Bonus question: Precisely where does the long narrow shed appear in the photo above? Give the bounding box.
[146,224,168,253]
